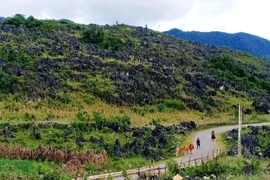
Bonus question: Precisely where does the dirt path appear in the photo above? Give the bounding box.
[82,122,270,180]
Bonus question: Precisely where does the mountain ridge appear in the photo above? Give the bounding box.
[164,28,270,60]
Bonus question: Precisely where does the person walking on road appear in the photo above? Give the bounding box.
[211,131,216,141]
[196,137,200,149]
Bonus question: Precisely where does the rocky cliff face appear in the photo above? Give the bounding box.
[0,18,270,113]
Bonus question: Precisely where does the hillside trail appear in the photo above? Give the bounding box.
[81,122,270,180]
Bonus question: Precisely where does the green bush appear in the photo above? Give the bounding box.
[149,118,161,125]
[82,27,104,45]
[24,112,36,121]
[46,112,55,119]
[103,36,124,51]
[83,94,96,105]
[167,160,179,176]
[0,72,17,93]
[158,99,186,112]
[76,111,91,122]
[25,16,42,28]
[4,14,26,27]
[60,94,72,104]
[92,111,106,129]
[110,115,131,127]
[82,27,124,50]
[12,94,24,102]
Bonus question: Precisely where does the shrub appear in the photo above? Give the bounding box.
[167,160,179,176]
[47,112,55,119]
[25,16,42,28]
[102,36,124,51]
[76,111,91,122]
[93,111,106,129]
[24,113,36,121]
[4,14,26,27]
[83,95,96,105]
[158,99,186,112]
[60,94,72,104]
[82,27,104,45]
[82,27,124,50]
[149,118,160,125]
[0,72,17,93]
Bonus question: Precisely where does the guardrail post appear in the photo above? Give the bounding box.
[179,160,182,169]
[138,168,140,176]
[158,166,160,177]
[188,156,191,166]
[212,149,215,160]
[195,157,197,166]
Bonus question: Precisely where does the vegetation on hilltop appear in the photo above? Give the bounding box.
[0,14,269,119]
[164,28,270,60]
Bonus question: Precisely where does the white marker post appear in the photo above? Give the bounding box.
[238,103,242,156]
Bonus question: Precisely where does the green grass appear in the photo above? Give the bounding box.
[87,156,149,174]
[229,174,270,180]
[0,158,70,180]
[174,155,269,179]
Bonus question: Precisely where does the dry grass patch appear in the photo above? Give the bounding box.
[0,98,268,126]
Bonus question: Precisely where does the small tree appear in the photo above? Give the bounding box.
[4,14,26,27]
[26,15,42,28]
[82,27,104,45]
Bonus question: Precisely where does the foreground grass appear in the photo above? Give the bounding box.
[0,158,70,180]
[229,174,270,180]
[178,155,270,179]
[83,156,149,177]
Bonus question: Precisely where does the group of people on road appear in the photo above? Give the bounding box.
[176,130,216,156]
[196,130,216,148]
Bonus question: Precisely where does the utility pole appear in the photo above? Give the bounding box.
[238,103,242,156]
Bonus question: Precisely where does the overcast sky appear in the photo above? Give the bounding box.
[1,0,270,40]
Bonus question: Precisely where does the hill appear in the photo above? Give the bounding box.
[0,14,270,178]
[164,28,270,60]
[0,14,270,122]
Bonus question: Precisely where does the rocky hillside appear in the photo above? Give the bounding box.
[164,28,270,60]
[0,14,270,114]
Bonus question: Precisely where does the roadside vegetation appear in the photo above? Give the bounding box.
[0,158,70,179]
[160,126,270,180]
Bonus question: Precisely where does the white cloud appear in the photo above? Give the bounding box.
[0,0,270,40]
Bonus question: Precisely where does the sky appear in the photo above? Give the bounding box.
[1,0,270,40]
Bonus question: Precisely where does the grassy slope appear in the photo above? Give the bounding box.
[1,98,269,126]
[0,17,269,125]
[0,158,70,179]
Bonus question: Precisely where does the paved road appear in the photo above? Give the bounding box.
[82,122,270,180]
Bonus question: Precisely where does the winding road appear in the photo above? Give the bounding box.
[81,122,270,180]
